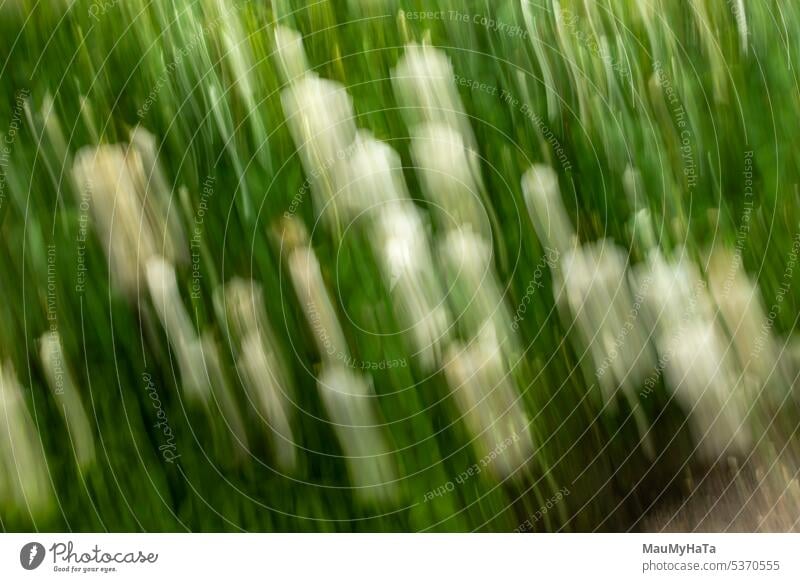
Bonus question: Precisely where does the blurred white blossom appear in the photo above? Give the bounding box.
[443,326,533,478]
[411,122,490,240]
[286,241,350,364]
[0,361,52,516]
[522,164,576,255]
[38,332,95,470]
[438,227,513,348]
[72,128,186,295]
[281,74,357,225]
[374,202,450,369]
[393,43,473,143]
[345,130,410,216]
[273,25,310,84]
[560,240,655,402]
[217,278,297,471]
[317,364,398,504]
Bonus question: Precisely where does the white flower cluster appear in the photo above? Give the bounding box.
[145,257,249,452]
[276,30,451,372]
[282,217,398,502]
[38,332,95,471]
[72,127,187,295]
[216,278,297,471]
[395,44,533,476]
[524,162,782,461]
[0,361,52,515]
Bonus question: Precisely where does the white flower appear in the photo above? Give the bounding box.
[344,131,409,217]
[38,332,95,470]
[438,227,513,347]
[145,257,196,362]
[273,25,309,84]
[238,331,296,470]
[438,225,493,280]
[72,128,186,295]
[631,249,708,345]
[197,331,249,453]
[317,365,398,503]
[393,44,472,142]
[442,327,533,478]
[708,248,775,385]
[128,127,188,261]
[281,75,357,223]
[374,202,450,369]
[632,247,756,459]
[216,278,297,471]
[665,320,751,460]
[145,255,250,437]
[287,242,349,363]
[559,240,655,401]
[0,361,52,515]
[411,122,490,238]
[521,164,575,254]
[215,277,268,344]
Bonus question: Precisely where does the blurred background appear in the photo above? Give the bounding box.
[0,0,799,532]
